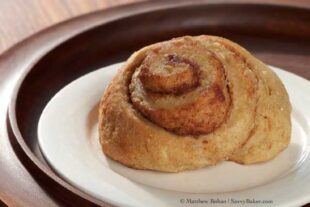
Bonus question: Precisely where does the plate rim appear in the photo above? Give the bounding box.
[37,62,310,207]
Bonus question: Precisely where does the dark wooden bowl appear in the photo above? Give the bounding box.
[1,0,309,206]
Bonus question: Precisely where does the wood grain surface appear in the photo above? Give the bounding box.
[0,0,141,54]
[0,1,140,206]
[0,1,309,207]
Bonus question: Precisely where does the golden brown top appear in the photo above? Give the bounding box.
[139,53,200,95]
[129,38,231,135]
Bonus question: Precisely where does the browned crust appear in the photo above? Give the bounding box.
[99,35,291,172]
[139,49,201,95]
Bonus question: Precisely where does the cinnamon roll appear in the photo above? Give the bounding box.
[99,35,291,172]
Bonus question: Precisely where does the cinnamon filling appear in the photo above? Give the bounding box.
[129,38,231,135]
[139,53,200,95]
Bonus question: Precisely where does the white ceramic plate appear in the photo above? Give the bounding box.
[38,63,310,207]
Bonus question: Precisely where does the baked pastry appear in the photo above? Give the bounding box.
[99,35,291,172]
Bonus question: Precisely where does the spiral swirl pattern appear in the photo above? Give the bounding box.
[99,36,291,172]
[129,39,231,135]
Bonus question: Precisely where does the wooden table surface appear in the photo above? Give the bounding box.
[0,0,140,55]
[0,1,140,206]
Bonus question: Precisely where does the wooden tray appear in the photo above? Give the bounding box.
[0,0,309,206]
